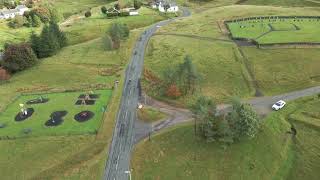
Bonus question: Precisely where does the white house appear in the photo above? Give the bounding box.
[0,5,29,19]
[158,1,179,13]
[129,10,139,16]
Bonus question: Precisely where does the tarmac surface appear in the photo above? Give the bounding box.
[102,7,191,180]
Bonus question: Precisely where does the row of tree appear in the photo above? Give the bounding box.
[1,20,66,73]
[161,55,200,98]
[192,96,261,143]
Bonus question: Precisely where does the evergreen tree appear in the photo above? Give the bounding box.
[30,31,40,56]
[134,0,142,9]
[38,25,59,58]
[49,7,62,23]
[49,21,67,47]
[31,15,41,27]
[178,55,200,95]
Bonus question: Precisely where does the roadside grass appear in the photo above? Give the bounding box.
[227,18,320,44]
[131,111,293,180]
[137,107,167,123]
[0,90,112,137]
[242,47,320,95]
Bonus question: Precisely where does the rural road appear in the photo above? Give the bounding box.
[135,85,320,143]
[102,7,191,180]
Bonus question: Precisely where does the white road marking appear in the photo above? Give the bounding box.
[125,111,128,118]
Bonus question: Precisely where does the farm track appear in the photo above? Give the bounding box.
[153,33,233,43]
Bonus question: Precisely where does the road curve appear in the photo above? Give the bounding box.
[102,7,191,180]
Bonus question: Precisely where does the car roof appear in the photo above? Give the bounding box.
[276,100,285,104]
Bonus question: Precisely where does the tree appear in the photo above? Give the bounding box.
[114,3,120,10]
[108,22,130,49]
[178,55,200,95]
[228,97,261,139]
[49,7,62,23]
[163,3,170,12]
[49,21,67,48]
[101,6,107,14]
[31,6,51,23]
[2,43,38,73]
[134,0,142,9]
[31,15,42,27]
[84,11,91,18]
[192,96,217,139]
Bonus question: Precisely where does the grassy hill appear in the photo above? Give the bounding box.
[142,5,320,104]
[131,96,320,180]
[238,0,320,7]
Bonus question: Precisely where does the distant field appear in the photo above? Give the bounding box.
[0,90,112,137]
[227,17,320,44]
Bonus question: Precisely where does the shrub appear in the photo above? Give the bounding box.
[30,7,51,23]
[119,11,130,17]
[114,3,120,10]
[0,67,11,80]
[134,0,142,9]
[101,6,107,14]
[106,12,119,17]
[166,84,181,98]
[84,11,92,18]
[8,15,26,28]
[102,35,113,51]
[2,43,38,73]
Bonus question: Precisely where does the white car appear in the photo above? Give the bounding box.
[272,100,286,111]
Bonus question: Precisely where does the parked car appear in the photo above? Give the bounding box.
[272,100,286,111]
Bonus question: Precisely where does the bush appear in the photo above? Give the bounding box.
[101,6,107,14]
[134,0,142,10]
[8,15,26,28]
[106,12,119,17]
[119,11,130,17]
[114,3,120,10]
[2,43,38,73]
[84,11,92,18]
[102,35,113,51]
[166,84,181,98]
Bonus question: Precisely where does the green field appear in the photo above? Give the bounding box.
[227,17,320,44]
[0,90,112,137]
[131,96,320,180]
[239,0,320,7]
[242,47,320,95]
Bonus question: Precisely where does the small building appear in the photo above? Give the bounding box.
[0,5,29,19]
[158,2,179,13]
[129,10,139,16]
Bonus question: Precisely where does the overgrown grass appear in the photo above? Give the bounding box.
[242,47,320,95]
[238,0,320,7]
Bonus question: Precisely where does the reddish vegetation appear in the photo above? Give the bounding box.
[0,67,10,81]
[143,68,161,84]
[166,84,181,98]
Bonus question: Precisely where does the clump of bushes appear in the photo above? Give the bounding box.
[104,22,130,50]
[2,42,38,73]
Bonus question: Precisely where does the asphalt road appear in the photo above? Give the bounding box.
[102,8,191,180]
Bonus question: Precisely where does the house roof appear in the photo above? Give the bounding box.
[0,9,19,15]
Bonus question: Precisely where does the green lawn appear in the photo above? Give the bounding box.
[0,90,112,137]
[227,17,320,44]
[137,107,167,123]
[242,47,320,95]
[131,96,320,180]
